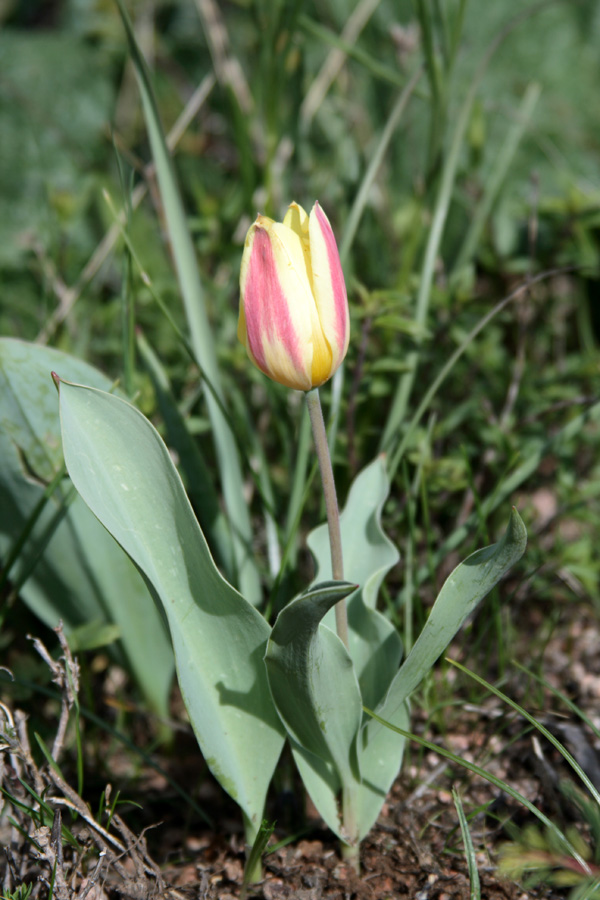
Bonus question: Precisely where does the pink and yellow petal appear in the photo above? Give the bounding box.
[240,222,315,389]
[264,220,332,384]
[268,221,313,293]
[251,333,313,390]
[238,201,349,391]
[308,202,349,370]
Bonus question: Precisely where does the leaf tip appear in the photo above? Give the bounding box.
[51,371,61,392]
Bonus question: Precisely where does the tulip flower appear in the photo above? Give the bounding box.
[238,201,349,391]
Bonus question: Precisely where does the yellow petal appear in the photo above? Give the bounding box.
[308,203,349,373]
[283,202,309,236]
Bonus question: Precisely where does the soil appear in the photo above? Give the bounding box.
[2,601,599,900]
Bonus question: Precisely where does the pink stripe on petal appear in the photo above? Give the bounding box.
[314,203,349,354]
[243,227,307,383]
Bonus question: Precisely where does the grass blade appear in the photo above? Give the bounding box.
[380,1,556,455]
[298,14,409,91]
[339,66,422,267]
[448,659,600,810]
[300,0,381,129]
[114,0,261,604]
[363,706,592,876]
[453,81,541,274]
[513,660,600,743]
[388,266,571,479]
[326,66,421,454]
[453,787,481,900]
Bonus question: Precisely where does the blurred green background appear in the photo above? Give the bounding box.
[2,0,600,670]
[2,0,599,348]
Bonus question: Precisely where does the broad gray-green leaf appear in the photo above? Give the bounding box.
[136,331,233,578]
[307,456,403,710]
[265,581,362,844]
[115,0,261,606]
[356,696,409,839]
[355,510,526,838]
[0,338,173,718]
[58,379,285,833]
[378,509,527,722]
[306,457,408,839]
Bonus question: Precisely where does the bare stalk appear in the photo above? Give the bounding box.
[305,392,349,649]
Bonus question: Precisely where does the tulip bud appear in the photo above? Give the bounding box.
[238,201,350,391]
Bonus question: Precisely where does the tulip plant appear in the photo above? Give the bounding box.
[54,199,527,876]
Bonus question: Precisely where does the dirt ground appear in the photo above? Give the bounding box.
[2,599,599,900]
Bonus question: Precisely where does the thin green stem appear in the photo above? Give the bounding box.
[306,390,359,867]
[305,389,349,651]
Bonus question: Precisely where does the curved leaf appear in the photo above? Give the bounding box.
[265,581,362,843]
[57,379,285,832]
[306,457,409,839]
[357,510,526,838]
[307,456,403,710]
[0,338,174,717]
[378,509,527,722]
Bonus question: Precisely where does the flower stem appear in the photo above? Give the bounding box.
[306,388,349,651]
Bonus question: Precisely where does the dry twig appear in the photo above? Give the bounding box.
[0,635,166,900]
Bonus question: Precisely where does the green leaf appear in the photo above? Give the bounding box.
[57,379,285,831]
[307,456,403,710]
[307,457,408,839]
[114,0,261,606]
[265,580,362,843]
[66,620,121,653]
[0,338,174,718]
[356,693,409,840]
[378,508,527,720]
[136,331,233,577]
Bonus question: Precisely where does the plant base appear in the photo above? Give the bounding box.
[340,840,360,874]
